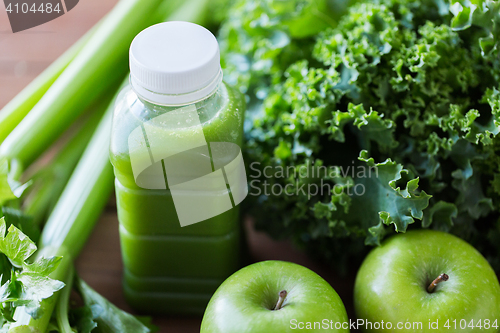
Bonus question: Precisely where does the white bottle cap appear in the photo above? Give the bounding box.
[129,21,223,105]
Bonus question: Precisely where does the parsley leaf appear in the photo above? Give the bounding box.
[0,159,30,207]
[0,217,64,320]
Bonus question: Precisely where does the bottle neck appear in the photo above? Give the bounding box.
[128,80,227,124]
[130,69,223,106]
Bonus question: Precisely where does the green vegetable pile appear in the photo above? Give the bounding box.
[220,0,500,273]
[0,217,64,322]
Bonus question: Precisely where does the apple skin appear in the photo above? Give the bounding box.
[354,230,500,332]
[201,260,349,333]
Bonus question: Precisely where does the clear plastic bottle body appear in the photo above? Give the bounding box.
[110,80,245,314]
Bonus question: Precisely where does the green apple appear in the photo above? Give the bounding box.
[201,260,349,332]
[354,230,500,332]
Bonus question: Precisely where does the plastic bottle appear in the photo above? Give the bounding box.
[109,21,246,314]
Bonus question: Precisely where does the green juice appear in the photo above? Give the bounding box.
[110,22,246,314]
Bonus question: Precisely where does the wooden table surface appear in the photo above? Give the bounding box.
[0,2,356,332]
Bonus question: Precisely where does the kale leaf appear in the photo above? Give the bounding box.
[222,0,500,272]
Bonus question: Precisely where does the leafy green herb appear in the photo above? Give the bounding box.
[74,277,155,333]
[449,0,500,56]
[0,217,64,321]
[0,159,29,207]
[69,305,100,333]
[0,207,39,246]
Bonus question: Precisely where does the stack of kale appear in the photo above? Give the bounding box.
[219,0,500,273]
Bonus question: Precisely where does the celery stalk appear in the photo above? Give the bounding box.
[39,101,115,260]
[0,0,166,169]
[55,266,75,333]
[23,99,108,227]
[165,0,210,24]
[8,84,117,333]
[0,27,95,144]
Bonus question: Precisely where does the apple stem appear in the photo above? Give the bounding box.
[274,290,287,310]
[427,273,449,293]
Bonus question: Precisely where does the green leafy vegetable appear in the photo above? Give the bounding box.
[0,222,36,269]
[69,305,99,333]
[224,0,500,272]
[449,0,500,56]
[0,159,29,207]
[74,277,155,333]
[219,0,352,103]
[0,217,64,322]
[0,208,39,244]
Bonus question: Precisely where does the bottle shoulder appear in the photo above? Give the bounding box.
[110,81,246,181]
[113,81,244,124]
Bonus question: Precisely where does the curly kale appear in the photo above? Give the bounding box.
[218,0,360,104]
[220,0,500,273]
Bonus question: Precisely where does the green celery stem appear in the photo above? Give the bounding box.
[8,158,23,181]
[55,265,75,333]
[0,27,95,145]
[39,105,115,260]
[0,0,166,169]
[165,0,210,23]
[24,99,108,226]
